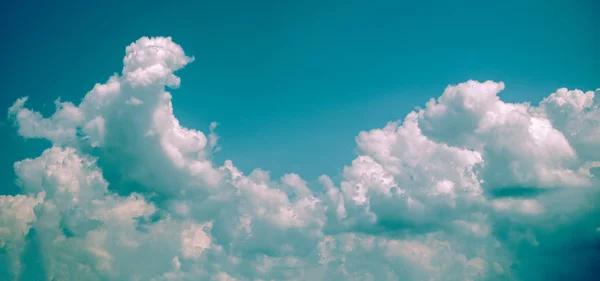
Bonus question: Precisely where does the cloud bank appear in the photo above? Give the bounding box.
[2,36,600,281]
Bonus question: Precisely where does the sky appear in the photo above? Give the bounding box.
[1,0,598,184]
[0,1,599,281]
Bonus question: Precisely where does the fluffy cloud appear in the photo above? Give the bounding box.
[2,36,599,281]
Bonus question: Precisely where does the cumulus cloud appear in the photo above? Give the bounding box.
[1,36,600,281]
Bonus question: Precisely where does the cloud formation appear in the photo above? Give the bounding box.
[2,36,600,281]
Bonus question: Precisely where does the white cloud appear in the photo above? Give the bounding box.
[2,36,600,281]
[540,88,600,161]
[8,97,84,145]
[0,193,44,280]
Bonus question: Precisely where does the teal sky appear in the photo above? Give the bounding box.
[1,0,598,191]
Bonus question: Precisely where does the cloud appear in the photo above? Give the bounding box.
[2,36,600,280]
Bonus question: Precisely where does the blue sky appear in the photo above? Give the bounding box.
[0,1,599,280]
[1,0,598,187]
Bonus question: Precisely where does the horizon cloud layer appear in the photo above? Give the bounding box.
[1,36,600,281]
